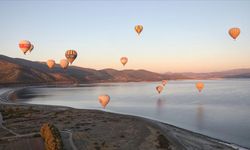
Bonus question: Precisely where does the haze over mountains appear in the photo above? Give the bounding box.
[1,55,250,85]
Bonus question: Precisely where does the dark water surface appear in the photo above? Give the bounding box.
[7,80,250,148]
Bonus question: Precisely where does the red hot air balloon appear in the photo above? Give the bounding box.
[19,40,31,54]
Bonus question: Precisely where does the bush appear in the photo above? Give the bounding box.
[40,123,64,150]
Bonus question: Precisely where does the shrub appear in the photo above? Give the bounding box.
[40,123,64,150]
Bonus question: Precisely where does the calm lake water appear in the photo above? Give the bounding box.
[6,79,250,148]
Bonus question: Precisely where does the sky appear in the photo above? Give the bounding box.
[0,0,250,73]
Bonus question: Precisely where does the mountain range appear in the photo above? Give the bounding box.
[1,54,250,86]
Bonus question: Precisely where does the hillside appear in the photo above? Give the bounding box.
[0,55,166,85]
[1,55,250,86]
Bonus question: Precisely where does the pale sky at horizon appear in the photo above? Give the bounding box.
[0,0,250,73]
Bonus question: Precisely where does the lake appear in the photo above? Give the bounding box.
[7,79,250,148]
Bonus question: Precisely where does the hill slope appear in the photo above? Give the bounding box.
[0,55,166,85]
[1,55,250,85]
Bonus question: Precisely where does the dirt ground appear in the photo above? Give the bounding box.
[0,103,237,150]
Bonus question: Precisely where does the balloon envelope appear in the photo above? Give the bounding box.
[196,82,204,92]
[162,80,167,86]
[98,95,110,109]
[29,44,34,53]
[19,40,31,54]
[135,25,143,35]
[60,59,69,69]
[120,57,128,66]
[65,50,77,64]
[156,85,163,94]
[228,27,240,40]
[47,59,56,69]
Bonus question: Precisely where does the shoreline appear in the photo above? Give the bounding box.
[0,88,248,150]
[0,78,227,88]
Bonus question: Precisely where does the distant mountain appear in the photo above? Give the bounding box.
[164,68,250,79]
[1,55,250,86]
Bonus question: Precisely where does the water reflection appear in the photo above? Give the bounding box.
[196,103,204,130]
[9,88,49,101]
[156,98,167,115]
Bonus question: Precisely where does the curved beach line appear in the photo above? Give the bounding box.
[0,87,249,150]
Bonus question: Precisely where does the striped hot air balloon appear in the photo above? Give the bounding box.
[19,40,31,54]
[65,50,77,64]
[228,27,240,40]
[135,25,143,35]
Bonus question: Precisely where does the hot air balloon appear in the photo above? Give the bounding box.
[228,27,240,40]
[47,59,55,69]
[98,95,110,109]
[162,80,167,86]
[65,50,77,64]
[135,25,143,35]
[60,59,69,69]
[19,40,31,54]
[196,82,204,92]
[29,44,34,53]
[156,85,163,94]
[120,57,128,66]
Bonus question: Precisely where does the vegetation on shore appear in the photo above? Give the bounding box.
[40,123,64,150]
